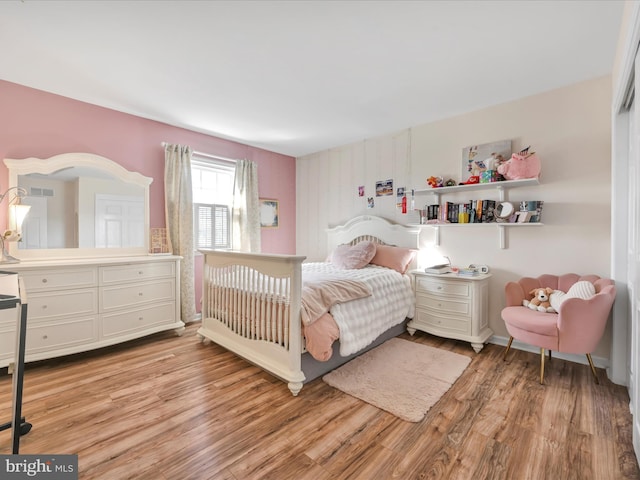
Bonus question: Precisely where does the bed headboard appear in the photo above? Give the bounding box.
[326,215,421,256]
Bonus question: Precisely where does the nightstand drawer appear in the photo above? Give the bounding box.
[414,309,471,335]
[416,293,470,316]
[415,277,470,298]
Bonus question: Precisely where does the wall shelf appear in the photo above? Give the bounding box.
[409,222,543,249]
[413,178,539,202]
[411,178,542,249]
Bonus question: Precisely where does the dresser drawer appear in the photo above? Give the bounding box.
[28,288,98,322]
[102,302,177,338]
[26,317,98,354]
[0,324,15,361]
[0,304,18,328]
[416,293,470,317]
[415,277,470,298]
[101,279,175,312]
[20,268,98,293]
[100,262,176,285]
[414,309,471,335]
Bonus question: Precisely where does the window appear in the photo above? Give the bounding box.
[192,156,235,249]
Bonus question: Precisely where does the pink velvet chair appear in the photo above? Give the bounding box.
[501,273,616,384]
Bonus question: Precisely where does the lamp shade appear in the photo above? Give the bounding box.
[9,204,31,232]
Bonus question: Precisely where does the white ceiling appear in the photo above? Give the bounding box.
[0,1,625,158]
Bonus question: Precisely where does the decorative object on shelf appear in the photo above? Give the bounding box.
[497,146,541,180]
[520,200,544,222]
[495,202,515,222]
[444,178,457,187]
[259,198,279,228]
[462,139,511,184]
[150,227,170,254]
[460,175,480,185]
[427,176,443,188]
[0,187,30,264]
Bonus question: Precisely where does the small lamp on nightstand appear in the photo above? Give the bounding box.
[0,187,31,264]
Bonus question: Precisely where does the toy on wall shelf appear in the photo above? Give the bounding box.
[427,176,444,188]
[459,175,480,185]
[497,146,541,180]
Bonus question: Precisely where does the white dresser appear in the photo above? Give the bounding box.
[408,271,492,352]
[0,255,184,368]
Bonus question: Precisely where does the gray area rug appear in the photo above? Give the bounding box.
[323,337,471,422]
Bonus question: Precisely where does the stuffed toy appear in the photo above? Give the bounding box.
[427,176,443,188]
[523,287,556,313]
[497,151,541,180]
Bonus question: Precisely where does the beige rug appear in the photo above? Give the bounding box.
[323,337,471,422]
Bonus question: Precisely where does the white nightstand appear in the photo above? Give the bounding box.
[408,271,493,352]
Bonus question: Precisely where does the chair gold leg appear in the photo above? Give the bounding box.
[540,348,545,384]
[503,336,514,361]
[586,353,599,384]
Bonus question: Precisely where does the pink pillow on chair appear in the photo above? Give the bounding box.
[369,245,416,274]
[330,241,377,269]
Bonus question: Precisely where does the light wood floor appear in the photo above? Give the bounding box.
[1,323,638,480]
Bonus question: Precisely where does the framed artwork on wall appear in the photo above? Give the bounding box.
[259,198,279,228]
[461,139,511,183]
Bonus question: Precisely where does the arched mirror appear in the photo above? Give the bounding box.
[4,153,152,260]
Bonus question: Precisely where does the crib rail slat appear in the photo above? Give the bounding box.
[198,250,306,395]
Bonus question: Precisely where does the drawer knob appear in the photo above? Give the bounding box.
[138,316,144,321]
[138,292,143,296]
[42,335,48,340]
[42,305,47,309]
[42,278,48,283]
[437,286,442,290]
[139,271,143,275]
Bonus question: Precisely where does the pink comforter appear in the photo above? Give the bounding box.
[301,276,371,362]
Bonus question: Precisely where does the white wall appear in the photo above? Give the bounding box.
[297,75,613,360]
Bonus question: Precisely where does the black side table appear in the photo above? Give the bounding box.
[0,272,31,454]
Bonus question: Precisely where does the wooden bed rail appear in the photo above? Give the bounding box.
[198,250,308,395]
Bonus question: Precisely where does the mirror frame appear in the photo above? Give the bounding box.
[4,152,153,260]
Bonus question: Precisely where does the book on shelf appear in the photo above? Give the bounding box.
[420,199,543,224]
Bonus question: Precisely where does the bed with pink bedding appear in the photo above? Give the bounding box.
[197,215,420,395]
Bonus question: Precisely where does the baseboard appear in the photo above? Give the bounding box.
[489,335,609,370]
[185,313,202,324]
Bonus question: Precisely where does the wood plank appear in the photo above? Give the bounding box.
[0,325,638,479]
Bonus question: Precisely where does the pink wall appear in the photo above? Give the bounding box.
[0,80,296,313]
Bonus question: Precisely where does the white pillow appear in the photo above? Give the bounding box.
[549,281,596,312]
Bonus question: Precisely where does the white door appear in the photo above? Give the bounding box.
[94,195,144,248]
[631,49,640,459]
[19,196,48,250]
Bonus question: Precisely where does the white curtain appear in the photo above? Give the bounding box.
[232,159,261,252]
[164,144,196,323]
